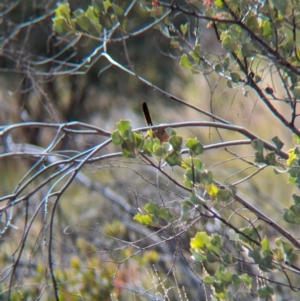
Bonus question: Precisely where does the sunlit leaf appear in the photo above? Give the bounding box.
[185,137,203,156]
[180,23,188,36]
[190,231,210,249]
[111,130,123,145]
[133,213,152,225]
[180,54,193,69]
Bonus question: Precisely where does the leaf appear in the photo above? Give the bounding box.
[121,140,135,158]
[265,151,276,165]
[133,132,144,150]
[54,2,71,21]
[185,137,203,156]
[117,120,132,137]
[241,42,255,57]
[205,183,218,197]
[283,205,300,224]
[180,23,188,36]
[257,285,274,298]
[169,135,182,151]
[203,276,214,285]
[180,200,193,221]
[214,64,223,74]
[192,158,203,170]
[254,151,265,164]
[217,187,232,202]
[165,151,182,166]
[292,194,300,205]
[159,207,172,221]
[180,54,193,69]
[262,19,272,38]
[190,231,210,250]
[189,190,204,205]
[53,16,74,34]
[133,213,152,225]
[230,72,240,83]
[153,143,166,157]
[185,168,201,184]
[261,237,269,251]
[144,201,159,216]
[111,130,123,145]
[251,139,264,151]
[271,136,284,151]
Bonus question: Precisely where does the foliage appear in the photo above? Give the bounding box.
[1,0,300,300]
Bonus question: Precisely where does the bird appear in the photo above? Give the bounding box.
[142,102,169,144]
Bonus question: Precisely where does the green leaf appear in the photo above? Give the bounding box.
[189,190,204,205]
[192,158,203,170]
[271,136,284,151]
[262,19,272,38]
[165,151,182,166]
[257,285,274,298]
[292,194,300,205]
[53,16,73,34]
[121,140,135,158]
[133,213,152,225]
[144,201,159,216]
[239,274,252,286]
[203,276,214,285]
[217,187,232,202]
[200,170,213,184]
[251,139,264,151]
[230,72,241,83]
[206,250,219,263]
[180,54,193,69]
[153,143,166,157]
[291,86,300,99]
[241,42,255,57]
[254,151,265,163]
[180,23,188,36]
[180,200,193,220]
[185,168,201,184]
[265,151,276,165]
[190,248,206,262]
[133,132,144,150]
[214,64,223,74]
[190,231,210,250]
[246,15,259,31]
[54,2,71,21]
[143,137,153,153]
[159,207,172,221]
[117,120,132,137]
[259,253,273,271]
[185,137,203,156]
[169,135,182,151]
[111,130,123,145]
[261,236,269,251]
[283,205,300,224]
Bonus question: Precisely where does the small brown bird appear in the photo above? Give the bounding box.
[142,102,169,144]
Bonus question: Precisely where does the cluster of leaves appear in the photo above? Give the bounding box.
[190,229,298,300]
[53,0,123,35]
[112,120,234,226]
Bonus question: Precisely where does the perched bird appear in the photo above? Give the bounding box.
[142,102,169,144]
